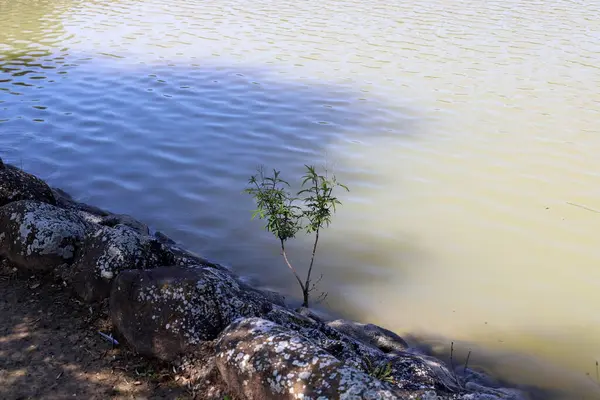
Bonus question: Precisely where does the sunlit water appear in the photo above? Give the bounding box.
[1,0,600,397]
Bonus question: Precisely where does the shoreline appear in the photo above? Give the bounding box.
[0,160,529,400]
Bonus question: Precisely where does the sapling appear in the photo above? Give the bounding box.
[245,165,348,308]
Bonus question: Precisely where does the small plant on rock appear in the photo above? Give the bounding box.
[363,357,395,384]
[245,165,348,308]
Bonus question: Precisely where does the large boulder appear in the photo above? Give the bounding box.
[215,317,402,400]
[0,162,56,207]
[328,319,409,353]
[109,266,273,361]
[61,225,176,302]
[0,200,90,271]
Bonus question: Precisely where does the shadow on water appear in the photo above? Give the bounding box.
[0,45,423,299]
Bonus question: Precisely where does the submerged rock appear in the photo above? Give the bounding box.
[109,266,273,361]
[0,163,56,207]
[154,231,176,245]
[62,225,175,302]
[328,319,409,353]
[0,200,90,271]
[215,317,401,400]
[51,187,110,223]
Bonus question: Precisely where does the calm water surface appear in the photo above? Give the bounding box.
[1,0,600,397]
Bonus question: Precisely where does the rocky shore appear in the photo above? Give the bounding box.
[0,160,527,400]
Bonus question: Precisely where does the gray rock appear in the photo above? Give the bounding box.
[328,319,409,353]
[63,225,176,302]
[109,266,273,361]
[0,163,56,207]
[100,214,150,236]
[0,200,90,271]
[215,317,402,400]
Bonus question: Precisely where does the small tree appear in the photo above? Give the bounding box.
[245,165,348,308]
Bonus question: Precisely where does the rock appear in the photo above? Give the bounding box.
[328,319,409,353]
[462,368,499,388]
[154,231,176,245]
[387,351,461,393]
[257,288,286,308]
[63,225,176,302]
[109,266,273,361]
[265,305,384,371]
[296,306,327,322]
[51,187,73,201]
[264,307,469,396]
[168,244,229,272]
[100,214,150,236]
[463,383,527,400]
[0,163,56,207]
[0,201,90,271]
[51,187,111,221]
[215,317,402,400]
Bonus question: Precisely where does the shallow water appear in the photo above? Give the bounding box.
[1,0,600,397]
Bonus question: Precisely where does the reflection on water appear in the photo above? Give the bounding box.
[1,0,600,398]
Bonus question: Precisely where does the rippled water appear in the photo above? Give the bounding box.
[2,0,600,397]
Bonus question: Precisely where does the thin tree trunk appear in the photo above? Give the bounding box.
[280,240,305,293]
[302,229,320,308]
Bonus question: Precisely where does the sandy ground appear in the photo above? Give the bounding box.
[0,262,197,400]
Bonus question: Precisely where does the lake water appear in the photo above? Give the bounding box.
[1,0,600,397]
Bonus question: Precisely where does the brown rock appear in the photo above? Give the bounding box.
[109,266,273,361]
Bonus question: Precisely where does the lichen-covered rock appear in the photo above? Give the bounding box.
[215,317,402,400]
[265,305,385,371]
[0,163,56,207]
[100,214,150,235]
[63,225,176,302]
[0,200,90,271]
[387,351,461,393]
[109,266,273,361]
[167,243,227,270]
[328,319,409,353]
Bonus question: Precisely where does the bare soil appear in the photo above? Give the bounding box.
[0,262,197,400]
